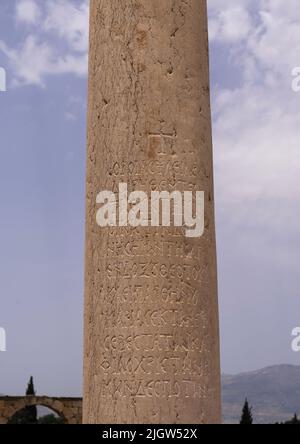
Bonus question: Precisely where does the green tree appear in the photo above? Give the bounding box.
[240,399,253,424]
[26,376,35,396]
[8,376,37,424]
[284,414,300,424]
[38,414,64,424]
[25,376,37,424]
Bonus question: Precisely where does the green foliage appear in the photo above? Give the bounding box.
[240,399,253,424]
[38,414,64,424]
[26,376,35,396]
[8,376,37,424]
[284,414,300,425]
[25,376,37,423]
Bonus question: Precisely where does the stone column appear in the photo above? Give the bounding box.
[84,0,221,424]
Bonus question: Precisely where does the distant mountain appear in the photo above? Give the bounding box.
[222,364,300,424]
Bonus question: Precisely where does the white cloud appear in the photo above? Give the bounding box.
[15,0,40,25]
[214,85,300,204]
[44,0,89,52]
[207,0,300,264]
[247,9,300,78]
[209,6,253,43]
[0,35,87,87]
[1,0,89,87]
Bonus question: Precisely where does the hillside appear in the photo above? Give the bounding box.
[222,365,300,424]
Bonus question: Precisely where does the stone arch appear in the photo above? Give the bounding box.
[7,397,67,424]
[0,396,82,424]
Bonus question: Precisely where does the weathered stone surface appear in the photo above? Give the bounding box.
[0,397,82,424]
[84,0,221,424]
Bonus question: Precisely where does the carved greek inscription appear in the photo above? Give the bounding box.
[98,282,202,307]
[99,355,208,377]
[93,152,212,402]
[98,307,208,330]
[107,160,200,180]
[104,236,203,261]
[97,378,209,399]
[103,333,209,354]
[104,261,208,285]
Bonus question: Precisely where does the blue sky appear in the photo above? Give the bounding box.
[0,0,300,396]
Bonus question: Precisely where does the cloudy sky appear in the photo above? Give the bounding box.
[0,0,300,396]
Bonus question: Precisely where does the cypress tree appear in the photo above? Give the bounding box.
[25,376,38,424]
[8,376,38,424]
[240,399,253,424]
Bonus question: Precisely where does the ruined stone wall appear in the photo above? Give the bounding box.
[0,396,82,424]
